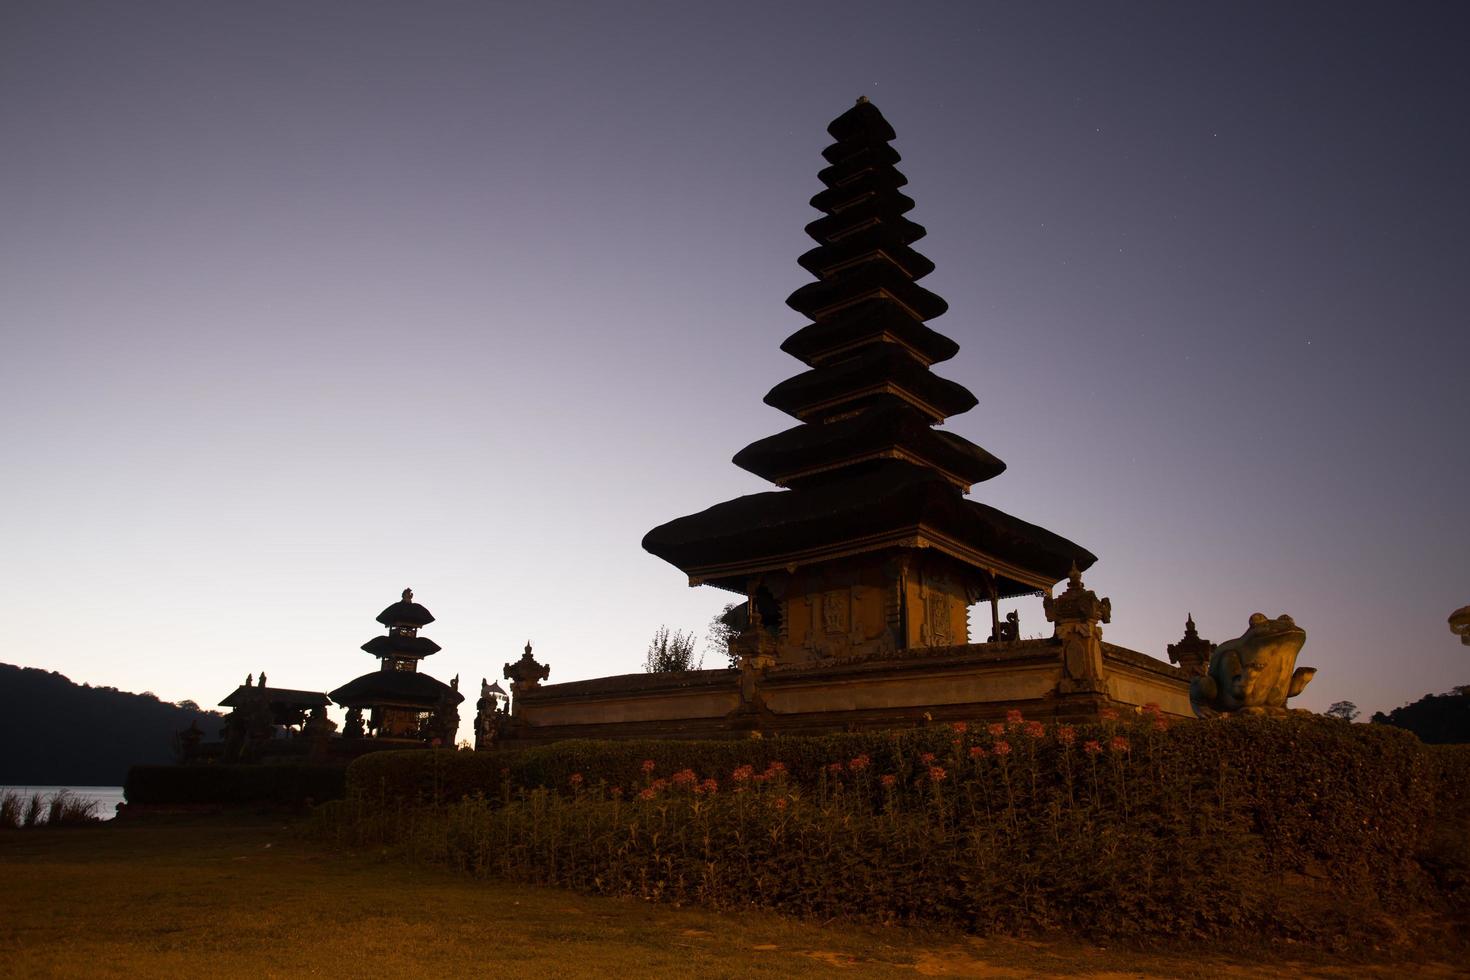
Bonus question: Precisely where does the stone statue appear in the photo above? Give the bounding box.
[1450,605,1470,646]
[989,610,1020,643]
[343,706,365,739]
[1190,612,1315,718]
[429,690,460,746]
[474,678,508,750]
[258,671,267,688]
[245,673,253,687]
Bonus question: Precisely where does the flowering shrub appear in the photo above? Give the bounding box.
[322,714,1456,946]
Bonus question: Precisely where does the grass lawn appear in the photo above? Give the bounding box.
[0,815,1462,979]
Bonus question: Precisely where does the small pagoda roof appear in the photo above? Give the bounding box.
[361,634,442,659]
[764,345,977,423]
[643,461,1094,597]
[826,97,897,143]
[329,670,463,710]
[219,686,329,710]
[733,403,1005,490]
[376,588,435,628]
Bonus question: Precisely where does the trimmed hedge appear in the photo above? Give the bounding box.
[125,764,346,807]
[322,715,1463,944]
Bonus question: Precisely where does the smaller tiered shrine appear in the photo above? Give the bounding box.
[330,589,463,741]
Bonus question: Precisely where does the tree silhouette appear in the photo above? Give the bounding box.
[1325,700,1359,722]
[644,626,701,673]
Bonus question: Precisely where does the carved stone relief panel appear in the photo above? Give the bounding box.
[822,590,849,634]
[926,593,953,646]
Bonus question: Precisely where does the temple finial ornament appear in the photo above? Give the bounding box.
[1167,614,1213,676]
[1190,613,1315,717]
[402,587,413,603]
[505,642,550,696]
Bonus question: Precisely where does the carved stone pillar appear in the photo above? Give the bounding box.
[1043,563,1111,694]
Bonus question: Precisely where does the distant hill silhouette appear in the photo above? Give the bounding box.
[0,663,223,785]
[1371,685,1470,744]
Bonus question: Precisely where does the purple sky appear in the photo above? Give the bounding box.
[3,1,1466,732]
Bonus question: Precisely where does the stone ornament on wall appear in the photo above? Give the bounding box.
[1190,613,1314,718]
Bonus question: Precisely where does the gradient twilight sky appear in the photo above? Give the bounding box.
[3,1,1466,733]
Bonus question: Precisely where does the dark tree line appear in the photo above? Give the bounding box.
[1371,685,1470,744]
[0,663,223,785]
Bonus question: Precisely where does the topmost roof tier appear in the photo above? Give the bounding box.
[780,98,959,371]
[375,588,435,629]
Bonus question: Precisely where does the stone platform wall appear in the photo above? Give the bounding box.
[503,640,1190,745]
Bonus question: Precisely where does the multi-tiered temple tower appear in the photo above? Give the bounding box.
[644,98,1095,664]
[330,589,463,740]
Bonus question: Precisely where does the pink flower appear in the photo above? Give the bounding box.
[1023,720,1046,739]
[920,752,936,765]
[568,773,584,787]
[1152,717,1170,733]
[610,786,623,798]
[1110,736,1131,754]
[950,721,969,734]
[951,738,962,748]
[1057,725,1077,746]
[881,774,897,789]
[765,761,788,778]
[1083,740,1102,756]
[671,768,698,787]
[849,754,870,772]
[1005,709,1024,726]
[992,740,1012,757]
[987,723,1006,737]
[732,764,754,783]
[828,761,845,774]
[651,778,670,792]
[641,759,657,774]
[968,745,986,759]
[928,766,947,782]
[637,787,658,801]
[772,796,788,811]
[1142,702,1163,717]
[1099,708,1119,722]
[700,778,718,796]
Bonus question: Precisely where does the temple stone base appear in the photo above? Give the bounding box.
[502,640,1190,745]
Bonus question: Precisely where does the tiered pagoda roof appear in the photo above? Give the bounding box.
[330,589,462,711]
[643,98,1094,598]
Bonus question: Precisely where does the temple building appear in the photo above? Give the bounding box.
[329,589,463,741]
[491,100,1192,743]
[643,96,1095,660]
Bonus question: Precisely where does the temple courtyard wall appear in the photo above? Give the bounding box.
[503,640,1190,745]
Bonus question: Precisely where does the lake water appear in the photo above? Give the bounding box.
[1,785,126,821]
